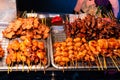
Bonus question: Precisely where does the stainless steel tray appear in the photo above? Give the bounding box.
[0,25,50,71]
[50,28,120,70]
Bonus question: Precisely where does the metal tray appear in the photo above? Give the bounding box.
[0,25,50,71]
[50,27,120,70]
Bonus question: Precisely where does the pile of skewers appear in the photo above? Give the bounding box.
[2,17,50,40]
[53,37,120,70]
[65,14,120,40]
[6,37,47,73]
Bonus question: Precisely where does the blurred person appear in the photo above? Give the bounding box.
[74,0,119,19]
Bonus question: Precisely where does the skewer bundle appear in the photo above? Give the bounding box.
[53,37,120,70]
[6,38,47,73]
[2,17,50,40]
[65,14,120,40]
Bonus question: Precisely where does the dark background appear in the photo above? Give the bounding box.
[16,0,77,14]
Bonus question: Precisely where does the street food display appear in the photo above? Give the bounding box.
[0,14,120,72]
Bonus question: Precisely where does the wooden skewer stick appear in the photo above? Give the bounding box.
[114,57,120,65]
[7,65,10,74]
[97,56,103,70]
[35,65,37,72]
[40,60,42,68]
[42,19,44,24]
[66,15,69,21]
[27,66,30,73]
[22,11,27,18]
[45,18,46,25]
[66,62,68,69]
[10,63,13,72]
[103,55,107,69]
[43,65,46,74]
[16,63,18,71]
[95,60,100,70]
[82,60,84,67]
[110,56,120,71]
[75,60,78,68]
[63,65,64,73]
[88,61,92,70]
[72,59,74,66]
[22,62,24,72]
[30,63,32,71]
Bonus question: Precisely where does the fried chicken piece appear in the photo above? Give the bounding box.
[0,45,4,58]
[38,42,44,50]
[22,18,34,30]
[33,18,39,28]
[36,51,45,60]
[3,31,15,39]
[10,40,20,50]
[108,38,119,49]
[89,40,99,55]
[41,58,47,65]
[6,55,12,65]
[98,39,108,49]
[13,18,23,31]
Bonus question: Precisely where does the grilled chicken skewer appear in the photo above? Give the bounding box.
[54,37,120,71]
[6,38,47,73]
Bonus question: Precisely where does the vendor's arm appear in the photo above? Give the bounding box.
[74,0,84,12]
[109,0,119,18]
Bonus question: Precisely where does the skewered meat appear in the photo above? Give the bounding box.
[0,44,4,58]
[3,17,50,39]
[65,14,120,40]
[6,38,47,67]
[54,37,120,66]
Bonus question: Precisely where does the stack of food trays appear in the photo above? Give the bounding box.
[0,17,50,73]
[50,14,120,71]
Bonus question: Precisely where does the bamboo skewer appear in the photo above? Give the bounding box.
[66,62,68,69]
[10,62,13,72]
[88,61,91,70]
[27,66,30,73]
[40,60,42,68]
[42,19,44,24]
[110,56,120,71]
[45,18,46,25]
[16,63,18,71]
[22,11,27,18]
[66,15,69,22]
[7,65,10,74]
[75,60,78,68]
[63,65,64,73]
[43,65,46,74]
[22,62,24,72]
[113,56,119,65]
[95,60,100,70]
[30,63,32,71]
[103,55,107,69]
[97,56,103,70]
[35,65,37,72]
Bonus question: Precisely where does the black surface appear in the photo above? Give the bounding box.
[0,71,120,80]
